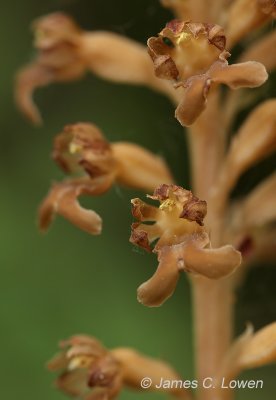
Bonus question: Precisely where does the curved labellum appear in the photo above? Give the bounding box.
[39,178,110,235]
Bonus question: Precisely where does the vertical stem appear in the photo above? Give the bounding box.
[188,91,225,200]
[187,91,235,400]
[192,277,234,400]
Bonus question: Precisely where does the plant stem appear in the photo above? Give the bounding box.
[188,91,224,200]
[188,91,235,400]
[192,277,234,400]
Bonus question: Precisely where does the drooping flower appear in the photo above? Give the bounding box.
[15,12,175,125]
[48,334,192,400]
[130,184,241,306]
[147,20,268,126]
[216,322,276,386]
[39,123,173,235]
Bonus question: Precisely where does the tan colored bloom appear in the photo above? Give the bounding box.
[213,99,276,206]
[48,335,122,400]
[48,334,192,400]
[216,322,276,385]
[130,184,241,306]
[39,123,173,235]
[15,13,85,125]
[148,20,268,126]
[15,12,176,125]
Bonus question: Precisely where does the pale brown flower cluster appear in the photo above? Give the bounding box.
[15,1,276,400]
[39,122,173,234]
[48,335,191,400]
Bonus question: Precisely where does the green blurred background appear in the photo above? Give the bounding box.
[0,1,275,399]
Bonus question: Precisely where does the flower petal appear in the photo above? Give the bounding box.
[183,242,242,279]
[131,198,161,221]
[38,178,111,234]
[47,350,69,371]
[129,223,153,252]
[210,61,268,89]
[175,76,211,126]
[56,369,89,397]
[137,246,180,307]
[15,64,53,125]
[111,347,192,399]
[112,142,174,192]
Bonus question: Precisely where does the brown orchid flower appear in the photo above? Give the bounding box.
[48,334,192,400]
[147,20,268,126]
[15,12,176,125]
[130,184,241,307]
[215,322,276,391]
[39,123,173,235]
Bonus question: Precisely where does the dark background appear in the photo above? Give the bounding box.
[0,1,275,399]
